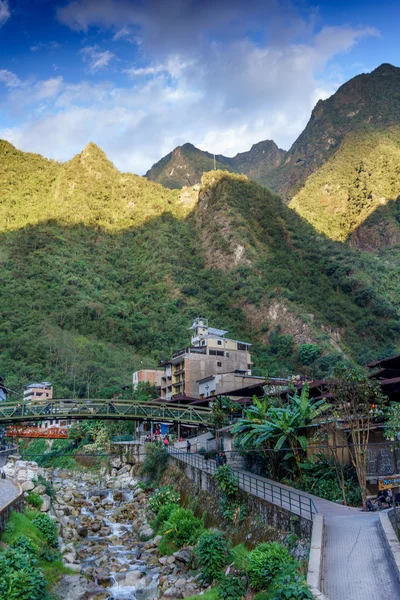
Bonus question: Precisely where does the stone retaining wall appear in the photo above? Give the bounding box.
[166,457,312,543]
[0,486,24,535]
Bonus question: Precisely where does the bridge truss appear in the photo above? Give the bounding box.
[0,398,213,427]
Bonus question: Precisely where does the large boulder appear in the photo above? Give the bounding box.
[53,575,108,599]
[173,548,194,565]
[40,494,51,512]
[21,481,35,492]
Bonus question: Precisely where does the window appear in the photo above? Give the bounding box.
[216,350,224,356]
[217,361,222,367]
[217,340,222,346]
[209,349,217,355]
[237,343,247,351]
[248,364,252,369]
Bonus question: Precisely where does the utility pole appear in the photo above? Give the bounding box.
[213,154,216,170]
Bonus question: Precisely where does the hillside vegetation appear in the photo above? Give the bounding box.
[289,127,400,241]
[147,64,400,249]
[0,142,399,397]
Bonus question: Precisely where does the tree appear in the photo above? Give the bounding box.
[231,396,280,478]
[211,396,235,452]
[328,368,386,510]
[232,385,329,478]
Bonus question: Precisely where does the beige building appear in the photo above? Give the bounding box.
[23,382,53,403]
[197,372,266,399]
[133,369,163,390]
[160,318,253,400]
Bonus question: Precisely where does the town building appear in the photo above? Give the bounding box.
[197,372,266,398]
[23,382,53,403]
[133,369,163,391]
[160,318,253,400]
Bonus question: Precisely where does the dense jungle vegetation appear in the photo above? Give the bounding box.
[0,141,399,397]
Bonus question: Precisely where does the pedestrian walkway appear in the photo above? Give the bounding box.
[237,469,400,599]
[168,449,400,600]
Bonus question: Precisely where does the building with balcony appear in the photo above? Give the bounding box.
[23,382,53,403]
[160,318,253,400]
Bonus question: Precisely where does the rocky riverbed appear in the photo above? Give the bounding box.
[51,468,203,600]
[3,456,204,600]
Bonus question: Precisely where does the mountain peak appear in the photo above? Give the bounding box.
[372,63,399,75]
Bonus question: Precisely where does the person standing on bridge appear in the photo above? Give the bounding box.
[186,440,191,453]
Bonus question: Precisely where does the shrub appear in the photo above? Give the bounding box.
[0,567,47,600]
[0,547,47,600]
[298,344,321,365]
[253,593,270,600]
[153,503,180,531]
[163,507,204,547]
[270,572,313,600]
[148,486,180,513]
[231,544,250,571]
[247,543,298,590]
[27,492,44,509]
[195,530,231,583]
[217,575,246,600]
[28,511,58,548]
[213,466,239,497]
[10,535,37,556]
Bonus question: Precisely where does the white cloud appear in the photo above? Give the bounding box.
[0,0,10,27]
[0,1,379,175]
[0,70,21,88]
[80,45,115,73]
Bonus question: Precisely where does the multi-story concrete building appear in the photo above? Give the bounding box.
[197,372,266,399]
[23,382,53,403]
[133,369,163,390]
[160,318,254,400]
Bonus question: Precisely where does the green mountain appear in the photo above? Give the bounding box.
[145,140,286,190]
[1,141,399,397]
[289,126,400,241]
[271,63,400,198]
[147,64,400,248]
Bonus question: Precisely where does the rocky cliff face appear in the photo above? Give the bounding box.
[272,63,400,200]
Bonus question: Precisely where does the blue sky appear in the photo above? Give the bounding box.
[0,0,398,174]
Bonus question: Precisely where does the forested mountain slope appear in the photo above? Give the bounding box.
[289,126,400,241]
[145,141,285,190]
[147,64,400,249]
[0,141,399,397]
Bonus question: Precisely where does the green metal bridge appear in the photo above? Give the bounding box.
[0,398,213,426]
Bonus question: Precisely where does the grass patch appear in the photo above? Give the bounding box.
[183,589,218,600]
[39,559,74,586]
[158,536,179,556]
[2,512,43,549]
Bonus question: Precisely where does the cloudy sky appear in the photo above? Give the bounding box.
[0,0,398,174]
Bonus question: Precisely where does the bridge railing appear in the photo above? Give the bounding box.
[0,399,212,426]
[168,447,318,521]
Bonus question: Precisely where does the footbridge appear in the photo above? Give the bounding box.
[0,398,213,427]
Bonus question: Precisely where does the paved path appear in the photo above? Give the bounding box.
[169,450,400,600]
[237,471,400,600]
[0,479,19,510]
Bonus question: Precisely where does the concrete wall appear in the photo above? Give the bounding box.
[168,455,312,539]
[0,487,24,535]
